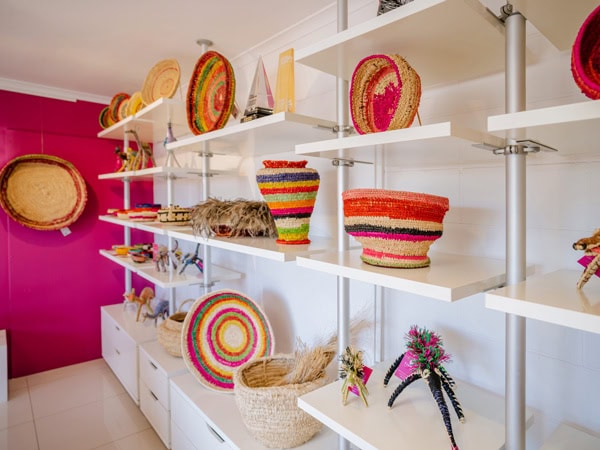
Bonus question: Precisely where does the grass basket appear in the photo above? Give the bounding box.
[156,299,194,357]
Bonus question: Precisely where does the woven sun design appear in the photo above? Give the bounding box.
[186,50,236,135]
[181,290,274,392]
[343,189,449,268]
[256,160,320,244]
[141,59,181,106]
[572,4,600,99]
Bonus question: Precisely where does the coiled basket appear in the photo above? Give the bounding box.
[572,4,600,99]
[343,189,449,268]
[233,355,326,448]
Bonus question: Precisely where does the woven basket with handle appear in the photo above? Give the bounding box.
[157,299,194,357]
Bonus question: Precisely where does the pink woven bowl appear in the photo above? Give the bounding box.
[571,4,600,99]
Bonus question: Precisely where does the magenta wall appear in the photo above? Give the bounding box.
[0,90,153,377]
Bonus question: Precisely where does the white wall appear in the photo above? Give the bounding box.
[157,1,600,447]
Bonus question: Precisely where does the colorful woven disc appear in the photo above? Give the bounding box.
[186,50,236,135]
[181,290,274,392]
[108,92,130,124]
[571,4,600,99]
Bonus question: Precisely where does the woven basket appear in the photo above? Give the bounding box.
[343,189,449,268]
[572,4,600,99]
[141,58,181,106]
[350,54,421,134]
[157,299,194,357]
[233,355,326,448]
[256,160,320,244]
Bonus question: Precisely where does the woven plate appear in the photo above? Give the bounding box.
[571,4,600,99]
[141,59,181,106]
[98,106,111,129]
[0,154,87,231]
[108,92,130,123]
[186,50,236,135]
[181,290,274,392]
[350,54,421,134]
[127,91,144,116]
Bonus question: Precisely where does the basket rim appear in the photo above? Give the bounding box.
[571,4,600,96]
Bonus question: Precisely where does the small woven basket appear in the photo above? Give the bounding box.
[350,54,421,134]
[233,355,326,448]
[343,189,449,268]
[157,299,194,357]
[572,4,600,99]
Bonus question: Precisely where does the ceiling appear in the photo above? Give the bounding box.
[0,0,335,102]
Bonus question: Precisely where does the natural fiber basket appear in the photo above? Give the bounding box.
[233,355,327,448]
[350,54,421,134]
[343,189,449,268]
[141,58,181,106]
[571,4,600,99]
[157,299,194,357]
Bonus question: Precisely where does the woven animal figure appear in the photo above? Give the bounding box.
[384,326,464,450]
[155,241,183,272]
[143,299,169,325]
[340,346,369,407]
[179,243,204,275]
[126,129,156,169]
[123,287,155,322]
[573,228,600,289]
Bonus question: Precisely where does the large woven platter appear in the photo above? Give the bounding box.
[571,4,600,99]
[186,50,236,135]
[181,290,274,392]
[0,154,87,231]
[108,92,130,124]
[141,58,181,106]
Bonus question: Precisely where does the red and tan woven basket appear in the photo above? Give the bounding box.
[572,4,600,99]
[343,189,449,268]
[350,54,421,134]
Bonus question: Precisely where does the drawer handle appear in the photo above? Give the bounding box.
[149,390,159,402]
[149,361,158,370]
[115,325,120,331]
[115,348,120,355]
[207,424,225,443]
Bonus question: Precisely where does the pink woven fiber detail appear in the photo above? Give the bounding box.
[349,231,438,242]
[269,206,314,216]
[571,4,600,98]
[362,247,428,261]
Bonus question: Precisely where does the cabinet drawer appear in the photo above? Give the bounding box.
[170,383,230,449]
[140,381,170,448]
[170,420,198,450]
[139,347,169,409]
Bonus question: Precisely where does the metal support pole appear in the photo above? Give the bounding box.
[336,1,350,449]
[504,8,527,450]
[123,132,132,294]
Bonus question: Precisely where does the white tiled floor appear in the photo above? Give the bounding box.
[0,359,167,450]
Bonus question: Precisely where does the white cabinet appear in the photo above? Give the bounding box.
[100,304,156,404]
[139,340,188,448]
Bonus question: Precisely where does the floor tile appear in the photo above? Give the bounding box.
[26,360,109,388]
[113,429,167,450]
[35,393,150,450]
[29,364,124,418]
[0,421,39,450]
[8,377,28,391]
[0,387,34,431]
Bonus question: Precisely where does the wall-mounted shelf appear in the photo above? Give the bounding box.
[509,0,597,51]
[98,97,187,143]
[298,361,533,450]
[170,372,338,450]
[485,270,600,334]
[167,112,335,155]
[295,0,505,87]
[297,250,508,301]
[99,249,242,289]
[487,99,600,157]
[541,423,600,450]
[98,166,223,181]
[295,121,505,165]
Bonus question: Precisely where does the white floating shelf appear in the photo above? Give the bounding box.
[485,270,600,334]
[297,250,507,301]
[168,228,334,263]
[295,0,505,87]
[167,112,335,155]
[510,0,597,51]
[541,423,600,450]
[98,98,187,142]
[99,249,242,289]
[101,304,157,343]
[298,362,533,450]
[170,372,338,450]
[296,121,505,164]
[487,100,600,156]
[98,165,219,181]
[98,216,190,236]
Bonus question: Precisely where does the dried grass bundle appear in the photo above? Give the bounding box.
[190,198,277,238]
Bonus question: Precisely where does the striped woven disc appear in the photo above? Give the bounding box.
[181,290,274,392]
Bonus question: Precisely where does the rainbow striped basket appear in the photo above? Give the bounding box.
[343,189,449,268]
[256,160,320,244]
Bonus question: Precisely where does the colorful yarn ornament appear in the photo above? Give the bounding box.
[186,50,236,135]
[571,4,600,99]
[350,54,421,134]
[343,189,449,268]
[257,160,320,245]
[181,290,274,392]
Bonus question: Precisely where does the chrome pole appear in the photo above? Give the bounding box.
[504,7,527,450]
